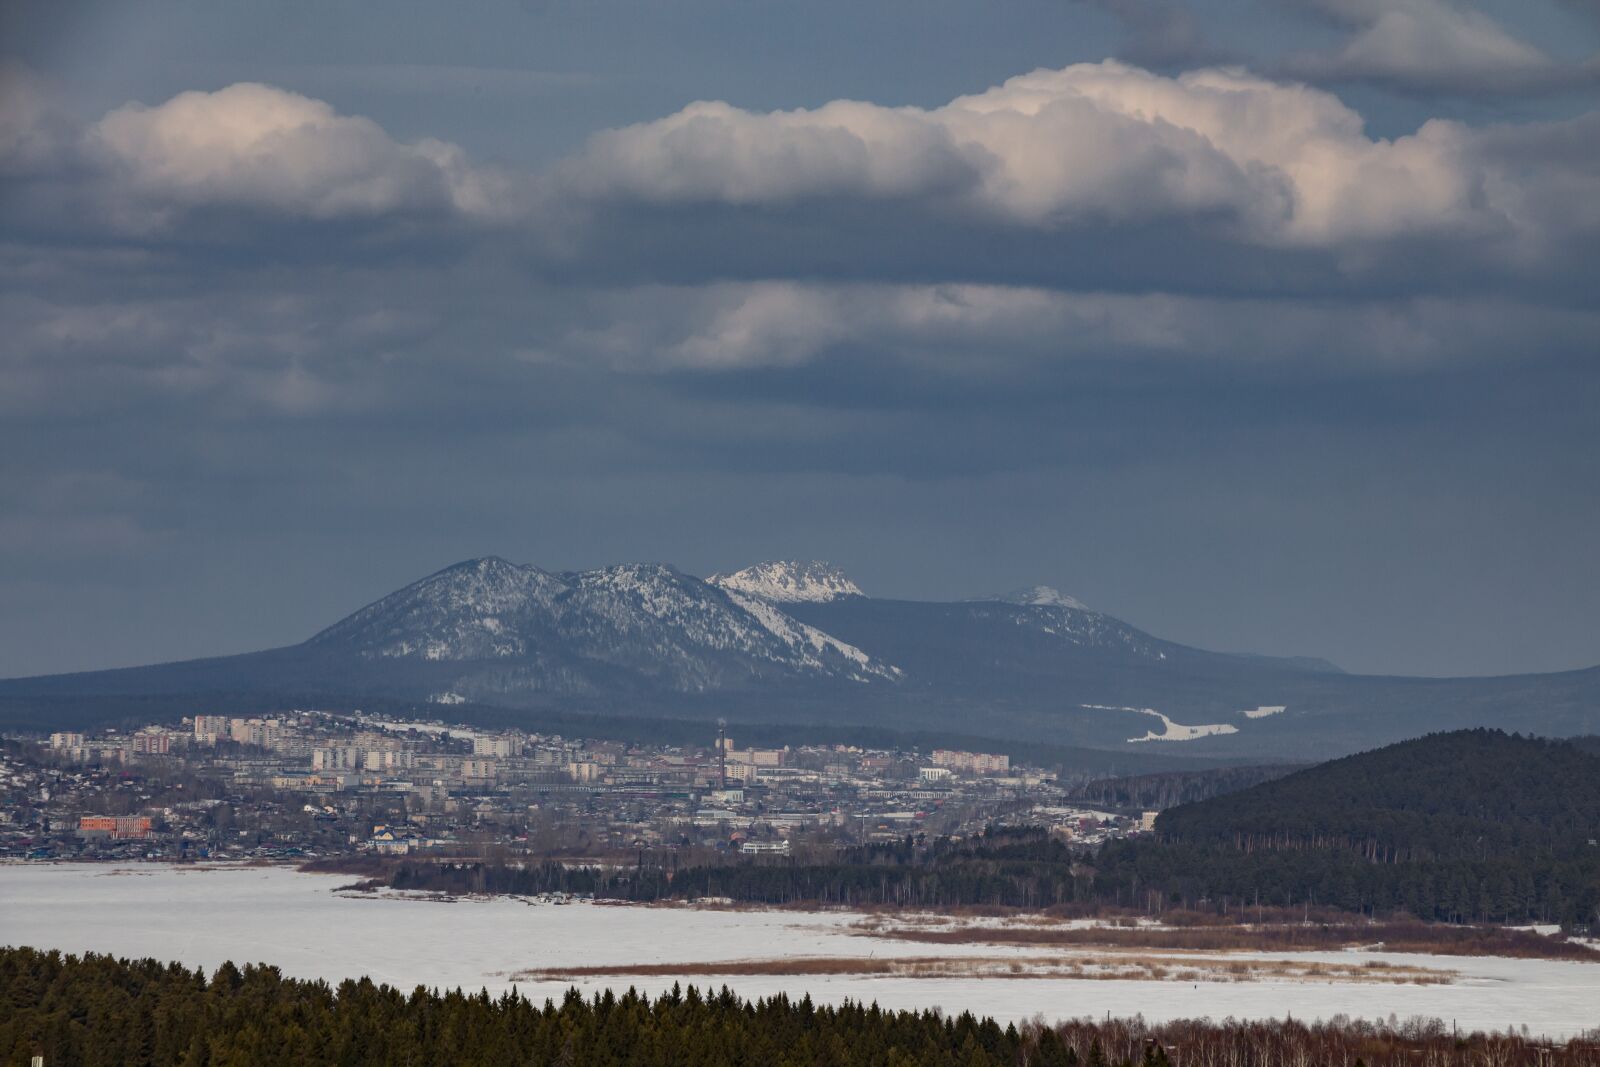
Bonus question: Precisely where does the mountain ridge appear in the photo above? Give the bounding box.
[1,556,1595,759]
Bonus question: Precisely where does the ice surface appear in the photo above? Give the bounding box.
[1,864,1596,1037]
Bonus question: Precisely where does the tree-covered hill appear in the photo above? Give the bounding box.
[1094,730,1600,927]
[1156,730,1600,860]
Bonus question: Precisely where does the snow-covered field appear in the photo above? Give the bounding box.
[1081,704,1240,743]
[2,863,1597,1037]
[1240,705,1286,719]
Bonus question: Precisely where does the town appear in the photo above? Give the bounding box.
[0,712,1155,865]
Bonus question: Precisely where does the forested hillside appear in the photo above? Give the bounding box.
[1067,764,1299,812]
[1094,730,1600,926]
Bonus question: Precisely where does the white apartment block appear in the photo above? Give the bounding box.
[931,749,1010,775]
[193,715,230,744]
[472,735,516,758]
[313,746,364,771]
[460,757,499,781]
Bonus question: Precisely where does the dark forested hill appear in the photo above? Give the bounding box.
[1066,764,1301,813]
[1153,730,1600,858]
[1094,730,1600,927]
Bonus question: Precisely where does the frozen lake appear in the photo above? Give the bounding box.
[2,862,1597,1037]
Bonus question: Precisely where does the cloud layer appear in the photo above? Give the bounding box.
[1,57,1595,396]
[558,60,1600,268]
[1,32,1598,679]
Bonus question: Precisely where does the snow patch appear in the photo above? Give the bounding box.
[1082,704,1240,743]
[982,585,1090,611]
[708,560,864,602]
[724,590,901,680]
[1241,705,1286,719]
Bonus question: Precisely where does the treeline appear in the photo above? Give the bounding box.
[380,831,1095,910]
[4,946,1599,1067]
[381,822,1599,928]
[1067,764,1298,813]
[1091,836,1600,927]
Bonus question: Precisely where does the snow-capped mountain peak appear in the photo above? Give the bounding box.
[305,556,897,691]
[307,556,568,660]
[707,560,864,602]
[988,585,1091,611]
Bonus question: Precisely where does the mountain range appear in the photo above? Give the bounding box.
[2,558,1595,761]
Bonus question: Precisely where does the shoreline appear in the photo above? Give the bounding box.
[6,860,1600,1039]
[7,855,1596,964]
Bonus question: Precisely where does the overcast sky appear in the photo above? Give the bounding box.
[2,0,1597,679]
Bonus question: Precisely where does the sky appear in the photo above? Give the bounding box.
[1,0,1597,680]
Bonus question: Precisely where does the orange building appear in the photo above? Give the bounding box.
[78,815,153,840]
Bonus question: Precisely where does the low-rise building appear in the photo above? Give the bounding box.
[78,815,153,840]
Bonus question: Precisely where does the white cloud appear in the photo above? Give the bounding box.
[560,60,1574,248]
[84,82,517,223]
[1285,0,1597,96]
[4,60,1594,266]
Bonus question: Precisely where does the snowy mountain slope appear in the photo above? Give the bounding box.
[308,557,568,661]
[720,589,900,680]
[3,555,1595,760]
[307,558,899,697]
[552,563,896,689]
[708,561,864,602]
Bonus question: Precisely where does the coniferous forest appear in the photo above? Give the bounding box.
[1095,730,1600,926]
[3,946,1599,1067]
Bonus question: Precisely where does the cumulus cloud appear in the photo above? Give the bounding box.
[559,60,1590,251]
[2,59,1596,404]
[0,75,520,232]
[4,59,1596,269]
[1283,0,1599,97]
[87,82,519,222]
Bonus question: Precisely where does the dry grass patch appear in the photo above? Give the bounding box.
[512,953,1452,985]
[849,917,1600,961]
